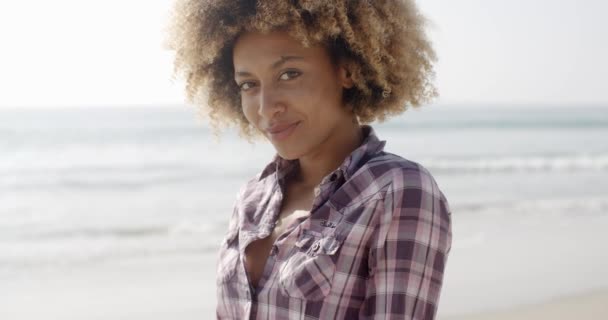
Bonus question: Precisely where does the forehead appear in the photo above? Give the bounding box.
[232,30,328,67]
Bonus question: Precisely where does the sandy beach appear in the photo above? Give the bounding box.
[2,251,606,320]
[442,288,608,320]
[3,255,606,320]
[0,254,218,320]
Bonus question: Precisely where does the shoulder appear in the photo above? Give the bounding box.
[234,173,271,205]
[381,152,450,212]
[346,151,446,201]
[379,152,447,199]
[227,175,269,230]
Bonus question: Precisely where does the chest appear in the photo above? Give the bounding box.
[243,186,314,288]
[243,209,308,269]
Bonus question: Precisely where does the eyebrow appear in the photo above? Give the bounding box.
[235,55,304,77]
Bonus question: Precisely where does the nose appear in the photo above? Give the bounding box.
[258,86,285,120]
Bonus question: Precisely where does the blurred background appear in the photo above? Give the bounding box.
[1,0,607,319]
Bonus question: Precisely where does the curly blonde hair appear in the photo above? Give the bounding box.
[164,0,437,138]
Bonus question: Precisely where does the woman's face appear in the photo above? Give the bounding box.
[233,30,354,160]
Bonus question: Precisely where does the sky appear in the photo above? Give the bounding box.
[0,0,606,108]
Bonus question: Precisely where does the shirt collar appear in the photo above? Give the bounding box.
[257,124,386,183]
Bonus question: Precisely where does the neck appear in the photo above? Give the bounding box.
[294,119,363,189]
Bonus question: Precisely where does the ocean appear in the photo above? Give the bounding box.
[1,105,607,317]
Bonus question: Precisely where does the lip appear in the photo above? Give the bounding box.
[265,121,301,141]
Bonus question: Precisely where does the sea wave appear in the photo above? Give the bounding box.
[2,197,606,270]
[449,196,608,250]
[4,220,222,241]
[423,153,608,173]
[0,221,225,270]
[452,196,608,220]
[2,153,607,192]
[0,165,251,191]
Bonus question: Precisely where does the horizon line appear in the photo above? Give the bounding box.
[1,102,607,110]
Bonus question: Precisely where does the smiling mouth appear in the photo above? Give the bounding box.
[266,121,300,141]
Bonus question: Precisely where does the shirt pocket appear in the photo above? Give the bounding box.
[278,230,343,301]
[216,228,240,284]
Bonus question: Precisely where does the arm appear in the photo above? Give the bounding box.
[361,172,453,319]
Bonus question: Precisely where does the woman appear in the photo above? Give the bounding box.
[166,0,452,318]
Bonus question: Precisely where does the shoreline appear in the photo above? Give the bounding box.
[2,255,607,319]
[441,287,608,320]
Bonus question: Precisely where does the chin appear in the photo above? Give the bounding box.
[275,149,300,161]
[273,144,305,161]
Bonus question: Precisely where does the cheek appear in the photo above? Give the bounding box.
[241,99,257,123]
[294,77,342,116]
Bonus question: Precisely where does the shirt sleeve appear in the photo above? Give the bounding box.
[361,170,453,319]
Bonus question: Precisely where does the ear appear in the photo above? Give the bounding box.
[337,63,354,89]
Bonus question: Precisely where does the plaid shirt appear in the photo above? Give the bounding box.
[216,125,452,319]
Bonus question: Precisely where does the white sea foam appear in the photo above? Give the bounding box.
[422,153,608,173]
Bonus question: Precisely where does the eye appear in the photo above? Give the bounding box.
[238,81,256,91]
[279,70,301,81]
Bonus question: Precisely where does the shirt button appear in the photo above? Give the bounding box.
[311,242,320,252]
[314,187,320,196]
